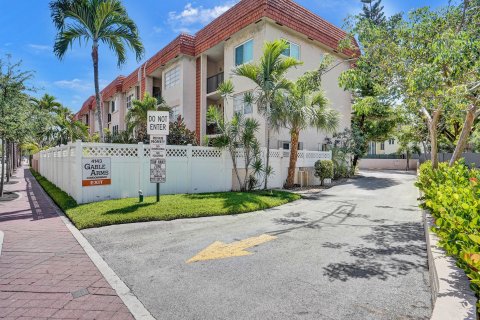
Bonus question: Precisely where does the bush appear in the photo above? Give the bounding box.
[314,160,334,186]
[417,160,480,295]
[167,116,197,146]
[30,169,78,211]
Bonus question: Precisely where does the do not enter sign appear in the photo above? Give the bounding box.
[147,111,169,135]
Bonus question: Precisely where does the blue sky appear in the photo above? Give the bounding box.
[0,0,450,112]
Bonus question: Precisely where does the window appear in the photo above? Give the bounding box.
[165,66,180,89]
[135,86,140,99]
[389,139,395,145]
[233,92,253,115]
[169,106,181,122]
[281,141,303,150]
[112,125,119,136]
[380,142,385,151]
[107,113,112,123]
[85,114,89,125]
[282,41,300,60]
[126,94,133,109]
[111,101,116,113]
[235,39,253,66]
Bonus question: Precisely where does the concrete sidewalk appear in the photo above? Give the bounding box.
[0,168,134,320]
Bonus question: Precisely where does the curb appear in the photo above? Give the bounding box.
[0,230,4,255]
[33,173,155,320]
[420,203,477,319]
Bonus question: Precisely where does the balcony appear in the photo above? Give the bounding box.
[207,72,224,94]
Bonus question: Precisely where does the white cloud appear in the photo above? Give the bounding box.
[28,44,52,51]
[168,2,237,33]
[153,26,163,33]
[54,78,109,93]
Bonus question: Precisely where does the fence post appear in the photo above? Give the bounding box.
[186,144,193,193]
[74,140,83,204]
[138,142,144,195]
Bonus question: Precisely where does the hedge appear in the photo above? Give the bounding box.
[417,160,480,296]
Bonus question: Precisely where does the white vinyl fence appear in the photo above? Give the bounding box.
[33,141,331,204]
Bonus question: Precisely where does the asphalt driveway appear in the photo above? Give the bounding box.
[82,170,432,320]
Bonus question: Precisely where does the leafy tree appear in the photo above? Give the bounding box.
[395,125,422,171]
[360,0,386,25]
[0,57,33,196]
[50,0,144,142]
[271,60,339,188]
[167,116,197,146]
[126,93,168,143]
[339,2,398,169]
[233,39,302,189]
[342,2,480,169]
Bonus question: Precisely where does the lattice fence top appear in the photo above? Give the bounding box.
[192,148,222,158]
[166,148,187,157]
[82,146,139,158]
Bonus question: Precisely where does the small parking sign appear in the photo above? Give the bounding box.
[150,158,166,183]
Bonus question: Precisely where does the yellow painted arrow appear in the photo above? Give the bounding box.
[187,234,277,263]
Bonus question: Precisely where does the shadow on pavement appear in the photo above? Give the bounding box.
[323,222,428,282]
[350,175,400,190]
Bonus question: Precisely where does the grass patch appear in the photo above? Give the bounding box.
[31,169,78,210]
[30,169,300,230]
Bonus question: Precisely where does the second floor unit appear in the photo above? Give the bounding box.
[75,0,359,150]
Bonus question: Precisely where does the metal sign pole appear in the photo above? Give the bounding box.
[156,182,160,202]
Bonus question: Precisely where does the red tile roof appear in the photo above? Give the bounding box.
[76,0,358,118]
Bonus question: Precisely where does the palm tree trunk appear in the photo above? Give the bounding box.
[92,41,104,142]
[286,129,299,188]
[264,102,271,190]
[449,104,477,166]
[0,137,5,197]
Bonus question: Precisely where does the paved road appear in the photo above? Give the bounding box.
[83,171,432,320]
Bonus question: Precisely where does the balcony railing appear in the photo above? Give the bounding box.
[207,72,224,94]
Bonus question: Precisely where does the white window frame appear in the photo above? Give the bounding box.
[234,39,254,66]
[164,65,181,89]
[281,39,301,60]
[126,94,134,109]
[233,91,253,115]
[280,141,303,150]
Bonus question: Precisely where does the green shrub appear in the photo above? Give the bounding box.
[416,161,480,295]
[30,169,78,211]
[314,160,334,186]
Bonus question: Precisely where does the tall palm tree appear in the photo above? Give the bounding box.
[126,93,169,142]
[50,0,144,142]
[271,66,340,188]
[233,39,302,189]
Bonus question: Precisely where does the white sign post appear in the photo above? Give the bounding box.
[147,111,169,202]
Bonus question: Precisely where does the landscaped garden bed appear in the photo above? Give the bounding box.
[31,169,300,230]
[417,161,480,307]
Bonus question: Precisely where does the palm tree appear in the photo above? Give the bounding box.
[271,66,340,188]
[126,93,169,142]
[50,0,144,142]
[233,39,302,189]
[32,94,62,113]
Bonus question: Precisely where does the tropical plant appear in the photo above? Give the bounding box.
[126,93,168,143]
[50,0,144,142]
[417,161,480,296]
[207,106,263,191]
[233,39,302,189]
[271,60,339,188]
[167,116,197,146]
[314,160,333,186]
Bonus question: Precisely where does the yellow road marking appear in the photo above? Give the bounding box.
[186,234,277,263]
